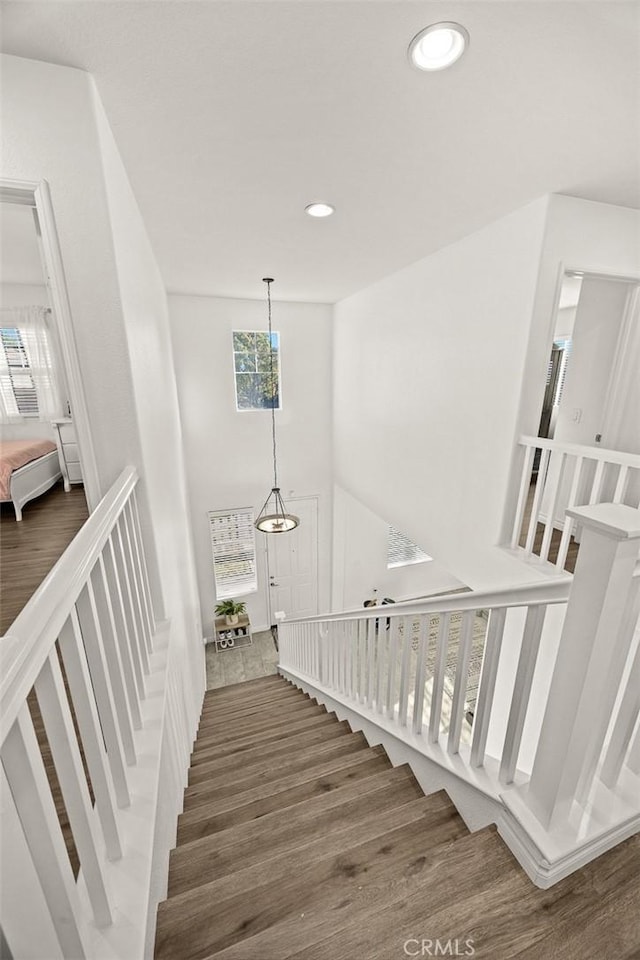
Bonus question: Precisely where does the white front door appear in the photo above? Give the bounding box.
[265,497,318,623]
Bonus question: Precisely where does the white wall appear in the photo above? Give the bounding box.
[92,89,203,661]
[332,485,465,611]
[333,198,549,589]
[168,293,333,636]
[0,283,49,308]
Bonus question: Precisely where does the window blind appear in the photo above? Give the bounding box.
[387,526,432,568]
[209,508,258,599]
[0,327,39,417]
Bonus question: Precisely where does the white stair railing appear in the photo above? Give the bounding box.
[1,467,157,959]
[511,435,640,569]
[279,577,573,793]
[279,502,640,885]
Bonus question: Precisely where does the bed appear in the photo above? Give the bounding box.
[0,438,62,521]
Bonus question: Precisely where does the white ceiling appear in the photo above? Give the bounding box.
[1,1,639,303]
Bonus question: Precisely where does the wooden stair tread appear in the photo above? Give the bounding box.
[290,827,640,960]
[188,719,353,785]
[195,699,324,742]
[156,679,640,960]
[169,765,423,897]
[199,688,306,722]
[203,827,510,959]
[183,731,369,808]
[202,675,284,700]
[176,747,390,845]
[189,712,340,765]
[155,792,466,960]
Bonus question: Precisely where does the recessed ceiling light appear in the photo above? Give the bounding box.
[305,203,335,218]
[408,22,469,71]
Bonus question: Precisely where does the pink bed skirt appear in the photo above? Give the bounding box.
[0,438,57,500]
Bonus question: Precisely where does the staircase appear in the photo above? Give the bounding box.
[155,674,640,960]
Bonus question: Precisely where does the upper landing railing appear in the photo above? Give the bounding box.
[1,468,156,959]
[511,435,640,570]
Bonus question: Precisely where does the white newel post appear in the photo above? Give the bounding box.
[526,503,640,828]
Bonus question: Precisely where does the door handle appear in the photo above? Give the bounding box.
[270,581,279,587]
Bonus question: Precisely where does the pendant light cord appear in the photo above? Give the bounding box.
[265,278,278,490]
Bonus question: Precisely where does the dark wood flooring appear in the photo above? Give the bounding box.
[155,675,640,960]
[0,481,89,634]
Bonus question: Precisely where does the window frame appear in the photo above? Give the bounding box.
[232,329,282,413]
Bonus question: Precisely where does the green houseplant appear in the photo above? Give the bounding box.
[215,598,246,626]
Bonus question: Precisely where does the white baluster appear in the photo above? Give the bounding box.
[366,619,376,707]
[470,608,506,768]
[102,540,143,724]
[375,617,386,714]
[89,565,136,766]
[613,464,629,504]
[600,637,640,788]
[386,618,400,720]
[525,448,551,556]
[113,522,149,676]
[499,604,546,784]
[412,614,430,735]
[575,574,640,802]
[356,621,365,702]
[57,614,121,859]
[1,704,87,959]
[511,443,535,548]
[429,613,450,744]
[588,458,606,505]
[447,611,475,755]
[128,495,156,637]
[349,620,358,700]
[627,720,640,775]
[555,455,584,570]
[398,616,412,727]
[75,587,130,809]
[119,512,151,658]
[539,451,566,563]
[34,650,112,926]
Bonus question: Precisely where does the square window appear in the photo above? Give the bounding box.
[232,330,281,411]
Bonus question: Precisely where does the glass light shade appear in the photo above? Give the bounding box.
[305,202,335,218]
[408,23,469,71]
[255,487,299,534]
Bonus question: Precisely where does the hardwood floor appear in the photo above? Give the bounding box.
[155,675,640,960]
[0,481,89,634]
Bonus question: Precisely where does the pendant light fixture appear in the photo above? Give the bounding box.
[255,278,300,534]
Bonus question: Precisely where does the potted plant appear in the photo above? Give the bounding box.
[215,599,246,626]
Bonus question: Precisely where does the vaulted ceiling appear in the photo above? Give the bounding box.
[2,1,638,302]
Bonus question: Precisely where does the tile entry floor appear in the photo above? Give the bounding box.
[205,629,279,690]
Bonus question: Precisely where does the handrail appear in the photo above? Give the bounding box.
[0,467,138,745]
[519,434,640,468]
[282,576,572,626]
